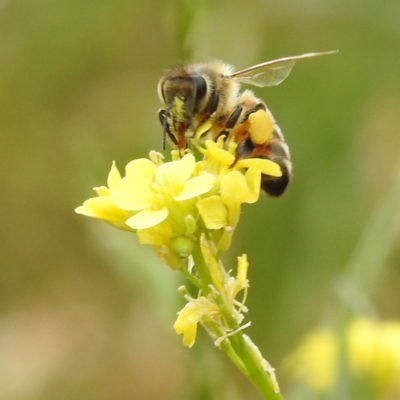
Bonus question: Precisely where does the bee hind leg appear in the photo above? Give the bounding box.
[261,158,292,197]
[215,104,243,141]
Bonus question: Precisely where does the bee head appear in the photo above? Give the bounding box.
[158,74,207,123]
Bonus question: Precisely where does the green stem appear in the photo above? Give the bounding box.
[204,314,284,399]
[190,239,285,399]
[191,239,213,295]
[180,264,207,292]
[228,331,285,400]
[201,316,248,376]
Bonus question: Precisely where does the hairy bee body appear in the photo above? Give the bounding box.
[158,51,336,196]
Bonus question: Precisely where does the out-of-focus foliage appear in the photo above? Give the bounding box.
[1,0,399,399]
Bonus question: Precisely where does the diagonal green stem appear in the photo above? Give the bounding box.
[191,238,213,294]
[228,331,285,400]
[188,239,285,400]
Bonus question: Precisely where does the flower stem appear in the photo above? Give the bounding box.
[191,239,213,294]
[190,238,285,399]
[180,264,205,291]
[228,331,285,399]
[203,315,284,399]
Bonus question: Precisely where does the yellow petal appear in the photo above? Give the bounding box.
[152,245,184,270]
[107,161,122,190]
[125,158,156,179]
[136,220,174,246]
[174,298,216,348]
[75,197,130,223]
[174,173,215,201]
[220,171,248,207]
[235,158,282,177]
[197,196,228,229]
[155,154,195,189]
[243,167,261,204]
[236,254,249,291]
[126,207,168,229]
[111,175,155,211]
[216,228,234,252]
[149,151,164,166]
[94,185,110,196]
[173,302,200,348]
[204,140,235,165]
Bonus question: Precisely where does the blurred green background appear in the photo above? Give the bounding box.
[1,0,400,399]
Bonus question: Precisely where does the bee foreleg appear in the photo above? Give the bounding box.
[158,109,178,150]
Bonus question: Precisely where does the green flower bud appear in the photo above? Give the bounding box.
[171,235,194,258]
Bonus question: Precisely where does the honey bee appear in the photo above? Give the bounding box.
[157,51,337,196]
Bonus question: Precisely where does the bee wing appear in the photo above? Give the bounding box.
[229,51,338,88]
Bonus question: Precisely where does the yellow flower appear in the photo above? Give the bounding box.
[76,140,281,263]
[76,152,216,266]
[75,161,133,231]
[174,296,219,348]
[174,248,251,348]
[111,153,215,230]
[347,318,400,394]
[225,255,249,309]
[284,329,338,392]
[196,139,281,250]
[284,317,400,397]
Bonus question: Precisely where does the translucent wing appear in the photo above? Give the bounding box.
[229,51,338,88]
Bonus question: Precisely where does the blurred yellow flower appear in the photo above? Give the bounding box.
[347,318,400,394]
[284,317,400,398]
[284,329,338,391]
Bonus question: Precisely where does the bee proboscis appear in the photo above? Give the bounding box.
[157,50,338,196]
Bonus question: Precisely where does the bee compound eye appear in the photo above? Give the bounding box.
[192,75,207,102]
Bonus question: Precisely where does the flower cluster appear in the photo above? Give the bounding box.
[76,138,281,268]
[76,135,283,398]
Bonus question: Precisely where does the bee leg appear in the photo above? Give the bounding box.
[228,137,255,168]
[261,157,291,197]
[236,137,255,158]
[158,109,178,150]
[235,138,291,196]
[204,90,220,115]
[216,104,243,141]
[242,102,267,119]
